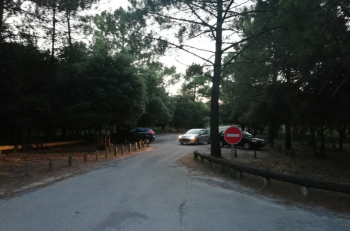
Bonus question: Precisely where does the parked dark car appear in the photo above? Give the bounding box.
[219,130,264,149]
[178,128,210,145]
[112,127,155,143]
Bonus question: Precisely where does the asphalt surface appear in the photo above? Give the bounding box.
[0,133,349,231]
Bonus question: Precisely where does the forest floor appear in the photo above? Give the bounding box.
[1,135,350,217]
[181,139,350,217]
[0,143,153,199]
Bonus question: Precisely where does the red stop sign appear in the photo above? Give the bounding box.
[224,127,242,145]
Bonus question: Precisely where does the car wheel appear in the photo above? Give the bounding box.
[220,140,224,147]
[244,142,251,149]
[207,138,211,144]
[195,138,199,145]
[180,142,183,145]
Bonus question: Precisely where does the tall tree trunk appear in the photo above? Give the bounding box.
[0,0,4,42]
[329,121,337,149]
[210,0,223,157]
[285,106,292,149]
[50,0,57,65]
[66,7,72,49]
[338,122,346,151]
[310,122,318,157]
[268,118,275,144]
[285,67,292,149]
[319,122,326,157]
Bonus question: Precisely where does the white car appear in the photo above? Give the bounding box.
[178,129,210,145]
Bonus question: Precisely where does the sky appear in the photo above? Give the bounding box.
[94,0,212,70]
[92,0,215,94]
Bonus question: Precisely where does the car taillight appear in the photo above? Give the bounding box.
[149,130,154,135]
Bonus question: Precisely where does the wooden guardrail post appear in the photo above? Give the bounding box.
[263,177,270,186]
[48,158,53,171]
[301,186,309,196]
[237,171,243,179]
[24,161,30,176]
[68,155,72,166]
[96,150,99,161]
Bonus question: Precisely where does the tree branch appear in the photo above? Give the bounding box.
[185,2,216,39]
[143,34,214,65]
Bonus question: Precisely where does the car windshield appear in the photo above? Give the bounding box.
[243,131,253,137]
[186,129,201,134]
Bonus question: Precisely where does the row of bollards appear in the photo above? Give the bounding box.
[23,140,150,176]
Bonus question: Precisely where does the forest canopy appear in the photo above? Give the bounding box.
[0,0,349,158]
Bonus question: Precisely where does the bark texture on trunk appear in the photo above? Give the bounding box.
[210,0,223,157]
[0,0,4,42]
[51,0,57,64]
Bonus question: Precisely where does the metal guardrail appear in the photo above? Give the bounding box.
[0,140,86,153]
[194,151,350,195]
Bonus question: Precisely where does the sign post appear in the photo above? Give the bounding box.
[224,127,242,163]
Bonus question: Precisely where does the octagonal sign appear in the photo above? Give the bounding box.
[224,126,242,145]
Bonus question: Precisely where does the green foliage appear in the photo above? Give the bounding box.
[181,63,211,101]
[172,95,209,130]
[221,0,350,153]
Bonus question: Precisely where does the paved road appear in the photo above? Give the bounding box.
[0,133,349,231]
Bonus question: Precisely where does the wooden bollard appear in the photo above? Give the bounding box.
[24,161,30,176]
[96,150,99,161]
[114,146,117,156]
[138,141,141,149]
[68,155,72,166]
[141,141,144,148]
[147,140,149,147]
[121,146,124,155]
[134,142,137,151]
[84,153,87,162]
[48,158,53,171]
[128,144,131,153]
[105,148,108,158]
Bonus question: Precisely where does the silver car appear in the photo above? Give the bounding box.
[178,128,211,145]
